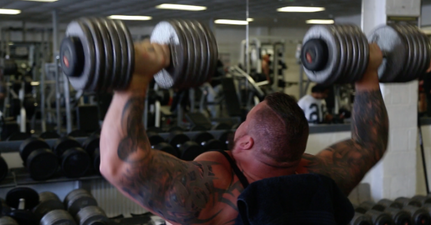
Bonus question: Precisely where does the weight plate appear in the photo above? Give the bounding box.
[33,192,64,217]
[61,147,91,178]
[6,187,39,210]
[193,22,212,85]
[369,25,407,82]
[302,25,342,85]
[172,20,195,89]
[0,156,8,182]
[76,205,109,225]
[190,21,209,86]
[187,20,208,87]
[104,19,122,92]
[82,135,100,157]
[204,139,224,151]
[358,27,370,82]
[111,20,129,90]
[403,24,421,82]
[93,18,113,92]
[52,136,81,157]
[182,20,202,87]
[27,148,58,181]
[179,141,204,160]
[19,137,50,165]
[193,132,215,145]
[151,21,187,89]
[169,131,190,149]
[393,24,414,82]
[342,25,360,83]
[334,25,352,83]
[200,23,218,84]
[64,20,95,91]
[115,20,134,90]
[412,25,427,78]
[40,209,76,225]
[64,189,98,217]
[80,18,104,92]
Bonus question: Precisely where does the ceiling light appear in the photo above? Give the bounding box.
[277,6,325,12]
[215,19,249,25]
[108,15,152,21]
[156,4,206,11]
[247,18,254,22]
[0,9,21,15]
[306,19,334,24]
[22,0,58,2]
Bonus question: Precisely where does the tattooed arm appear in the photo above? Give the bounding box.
[298,43,389,195]
[99,42,231,224]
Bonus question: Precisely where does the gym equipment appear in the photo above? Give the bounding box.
[193,132,225,151]
[0,216,19,225]
[402,205,431,225]
[212,122,232,130]
[0,155,8,182]
[19,137,59,180]
[53,137,91,178]
[1,198,11,217]
[301,24,431,85]
[6,132,31,141]
[0,59,18,76]
[68,129,89,138]
[219,131,235,150]
[76,205,109,225]
[39,131,61,139]
[148,131,165,147]
[32,192,65,218]
[349,212,373,225]
[60,17,218,92]
[64,189,98,217]
[412,195,431,206]
[5,187,39,225]
[40,209,76,225]
[360,201,411,225]
[395,197,422,208]
[168,130,203,160]
[154,142,180,158]
[378,199,404,209]
[355,205,394,225]
[82,135,101,173]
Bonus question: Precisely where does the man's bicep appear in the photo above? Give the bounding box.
[300,139,375,195]
[118,150,222,224]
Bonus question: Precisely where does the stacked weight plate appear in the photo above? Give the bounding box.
[301,24,369,86]
[61,17,134,92]
[150,19,218,90]
[368,24,431,82]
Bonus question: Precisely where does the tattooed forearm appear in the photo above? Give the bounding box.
[302,89,389,194]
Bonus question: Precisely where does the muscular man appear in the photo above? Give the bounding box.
[100,42,388,224]
[261,54,271,84]
[298,85,331,124]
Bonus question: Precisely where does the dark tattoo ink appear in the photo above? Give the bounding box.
[302,90,389,195]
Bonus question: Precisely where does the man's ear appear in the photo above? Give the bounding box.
[239,135,254,150]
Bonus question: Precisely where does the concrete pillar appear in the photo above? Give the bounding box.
[361,0,421,200]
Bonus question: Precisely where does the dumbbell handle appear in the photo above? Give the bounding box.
[133,41,172,78]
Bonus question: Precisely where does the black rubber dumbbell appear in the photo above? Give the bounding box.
[219,130,235,150]
[40,209,76,225]
[395,197,422,208]
[360,201,411,225]
[82,135,101,174]
[378,199,404,209]
[53,137,91,178]
[19,137,59,180]
[76,205,110,225]
[5,187,40,225]
[350,212,373,225]
[147,131,165,147]
[0,155,8,182]
[32,192,65,220]
[64,189,98,217]
[168,130,203,161]
[355,204,394,225]
[0,216,19,225]
[39,131,60,139]
[411,195,431,206]
[193,132,224,151]
[402,205,431,225]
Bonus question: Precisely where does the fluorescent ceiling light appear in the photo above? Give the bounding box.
[0,9,21,15]
[277,6,325,12]
[22,0,58,2]
[306,19,334,24]
[247,18,254,22]
[156,4,206,11]
[108,15,152,21]
[215,19,249,25]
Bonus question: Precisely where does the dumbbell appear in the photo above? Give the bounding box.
[64,189,98,217]
[147,131,165,146]
[360,201,412,225]
[53,137,91,178]
[32,192,65,219]
[168,130,204,160]
[355,204,394,225]
[60,17,218,92]
[379,199,430,225]
[395,197,422,208]
[193,132,225,151]
[301,23,431,85]
[350,212,373,225]
[19,137,59,180]
[412,195,431,206]
[82,135,101,173]
[76,206,110,225]
[0,155,8,182]
[5,187,39,225]
[0,216,19,225]
[219,130,235,150]
[146,131,180,157]
[40,209,76,225]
